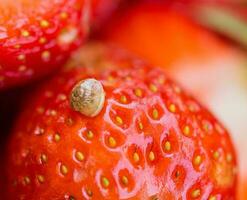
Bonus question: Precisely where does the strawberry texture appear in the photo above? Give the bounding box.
[4,43,237,199]
[0,0,90,90]
[101,2,247,199]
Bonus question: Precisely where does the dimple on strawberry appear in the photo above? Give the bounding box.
[0,0,90,91]
[4,43,237,199]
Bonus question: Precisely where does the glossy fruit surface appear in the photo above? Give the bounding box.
[102,4,247,199]
[0,0,89,90]
[4,43,237,199]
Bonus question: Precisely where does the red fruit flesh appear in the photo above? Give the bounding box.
[5,43,237,199]
[0,0,89,90]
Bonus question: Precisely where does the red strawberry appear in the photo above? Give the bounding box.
[101,2,229,68]
[4,43,237,199]
[0,0,90,90]
[101,3,247,199]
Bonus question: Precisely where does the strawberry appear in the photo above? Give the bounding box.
[101,2,229,68]
[4,43,237,199]
[101,2,247,199]
[0,0,90,90]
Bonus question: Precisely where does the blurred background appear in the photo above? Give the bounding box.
[1,0,247,199]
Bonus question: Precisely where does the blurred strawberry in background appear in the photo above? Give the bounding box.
[0,0,90,91]
[100,1,247,199]
[91,0,125,30]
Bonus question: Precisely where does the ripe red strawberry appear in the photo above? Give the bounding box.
[0,0,90,90]
[4,43,237,199]
[102,3,247,199]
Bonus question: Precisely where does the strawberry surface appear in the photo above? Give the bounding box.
[4,43,237,199]
[101,2,247,199]
[0,0,89,90]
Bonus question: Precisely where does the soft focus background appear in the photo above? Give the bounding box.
[1,0,247,199]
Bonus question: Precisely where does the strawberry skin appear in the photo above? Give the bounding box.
[0,0,89,90]
[5,43,237,199]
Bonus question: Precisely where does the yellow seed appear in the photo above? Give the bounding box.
[116,116,123,125]
[18,65,27,72]
[14,44,21,49]
[37,107,45,114]
[213,151,220,160]
[149,84,158,92]
[133,152,140,163]
[151,195,159,200]
[203,122,211,132]
[54,133,61,142]
[138,122,143,130]
[58,94,67,101]
[107,76,114,82]
[108,136,117,148]
[60,12,68,19]
[39,37,47,44]
[121,176,129,186]
[40,20,49,28]
[183,126,190,136]
[66,118,74,126]
[169,104,176,113]
[75,151,84,162]
[125,76,132,81]
[23,176,31,185]
[86,189,93,197]
[226,153,233,163]
[164,141,171,152]
[17,54,25,61]
[193,155,202,166]
[158,77,165,84]
[49,110,57,116]
[191,189,201,198]
[209,196,216,200]
[41,51,51,61]
[37,175,45,183]
[149,151,155,161]
[0,76,4,81]
[40,154,48,163]
[134,88,143,97]
[101,177,110,188]
[152,109,159,119]
[174,86,181,93]
[21,30,30,37]
[120,95,127,103]
[87,130,94,139]
[60,164,68,175]
[175,170,180,178]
